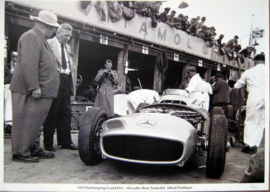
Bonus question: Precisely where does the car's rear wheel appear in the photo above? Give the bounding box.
[211,106,225,116]
[206,114,228,178]
[78,107,108,165]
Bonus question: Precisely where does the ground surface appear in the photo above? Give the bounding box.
[3,131,253,185]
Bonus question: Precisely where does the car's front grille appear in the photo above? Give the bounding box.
[103,136,183,162]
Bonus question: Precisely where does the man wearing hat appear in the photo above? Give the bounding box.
[43,23,78,152]
[159,7,170,23]
[212,73,229,109]
[94,59,119,117]
[9,10,60,162]
[234,54,265,154]
[185,66,208,110]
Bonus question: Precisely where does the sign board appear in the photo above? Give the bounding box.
[174,53,179,61]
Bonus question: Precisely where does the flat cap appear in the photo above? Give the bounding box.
[215,73,222,78]
[254,54,265,61]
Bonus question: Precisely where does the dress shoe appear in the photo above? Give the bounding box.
[12,155,39,163]
[31,150,55,159]
[44,145,56,152]
[241,146,257,154]
[61,144,78,150]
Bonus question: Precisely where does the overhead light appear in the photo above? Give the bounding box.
[178,1,189,9]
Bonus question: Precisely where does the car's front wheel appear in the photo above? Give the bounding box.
[78,107,108,165]
[206,114,228,178]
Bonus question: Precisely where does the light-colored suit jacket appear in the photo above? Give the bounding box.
[47,37,76,95]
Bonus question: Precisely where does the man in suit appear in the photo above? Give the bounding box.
[94,59,118,117]
[9,10,60,163]
[43,23,78,151]
[212,73,229,109]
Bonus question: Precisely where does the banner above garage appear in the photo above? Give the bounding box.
[14,0,253,70]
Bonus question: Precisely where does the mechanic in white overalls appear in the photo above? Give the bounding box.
[185,66,207,110]
[201,78,213,111]
[234,54,265,154]
[127,89,160,114]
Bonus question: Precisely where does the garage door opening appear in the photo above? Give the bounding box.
[126,51,156,90]
[6,24,30,64]
[164,61,184,89]
[76,39,121,100]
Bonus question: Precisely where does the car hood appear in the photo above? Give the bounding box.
[102,113,196,141]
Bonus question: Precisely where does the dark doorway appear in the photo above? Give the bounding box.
[164,61,184,89]
[6,24,30,64]
[126,51,156,90]
[196,66,208,79]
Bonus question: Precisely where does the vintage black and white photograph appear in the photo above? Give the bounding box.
[1,0,269,191]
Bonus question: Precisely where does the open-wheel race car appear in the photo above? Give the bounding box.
[78,89,228,178]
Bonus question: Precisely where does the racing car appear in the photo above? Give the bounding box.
[78,89,228,178]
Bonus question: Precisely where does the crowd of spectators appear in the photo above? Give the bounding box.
[88,1,258,60]
[156,6,257,60]
[157,7,217,46]
[86,1,257,60]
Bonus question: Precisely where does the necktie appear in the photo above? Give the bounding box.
[61,44,67,69]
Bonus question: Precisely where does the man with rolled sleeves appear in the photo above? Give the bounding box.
[9,10,60,163]
[43,23,78,151]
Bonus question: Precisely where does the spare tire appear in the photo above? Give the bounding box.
[78,107,108,165]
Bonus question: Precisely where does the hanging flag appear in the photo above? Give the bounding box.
[252,27,264,38]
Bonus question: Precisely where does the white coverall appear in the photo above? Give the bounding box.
[234,64,265,147]
[201,80,213,111]
[127,89,160,114]
[185,73,209,110]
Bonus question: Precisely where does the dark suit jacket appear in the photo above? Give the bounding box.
[10,27,60,98]
[47,37,75,95]
[212,78,229,104]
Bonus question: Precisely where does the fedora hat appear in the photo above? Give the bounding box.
[34,10,60,27]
